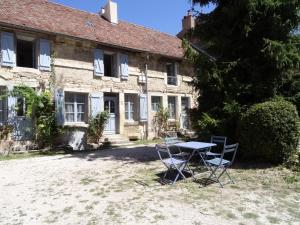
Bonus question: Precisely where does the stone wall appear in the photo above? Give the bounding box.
[0,27,196,149]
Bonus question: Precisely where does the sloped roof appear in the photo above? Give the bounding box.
[0,0,184,59]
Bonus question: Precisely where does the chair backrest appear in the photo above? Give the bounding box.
[165,136,181,145]
[210,136,227,152]
[156,144,172,161]
[221,143,239,166]
[211,136,227,146]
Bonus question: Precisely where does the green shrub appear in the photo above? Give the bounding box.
[87,111,109,144]
[0,125,13,140]
[239,99,299,164]
[153,106,169,138]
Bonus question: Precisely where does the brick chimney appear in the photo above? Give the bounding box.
[101,0,118,24]
[177,10,195,39]
[182,10,195,32]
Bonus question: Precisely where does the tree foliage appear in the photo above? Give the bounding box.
[188,0,300,141]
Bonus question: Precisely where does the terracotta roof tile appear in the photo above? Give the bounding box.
[0,0,184,59]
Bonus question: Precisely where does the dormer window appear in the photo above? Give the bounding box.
[166,63,177,86]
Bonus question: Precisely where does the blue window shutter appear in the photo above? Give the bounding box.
[1,32,15,67]
[140,94,148,121]
[94,49,104,76]
[90,93,104,118]
[55,89,65,125]
[39,39,51,71]
[7,85,16,124]
[120,53,129,79]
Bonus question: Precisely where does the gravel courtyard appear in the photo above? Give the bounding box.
[0,145,299,225]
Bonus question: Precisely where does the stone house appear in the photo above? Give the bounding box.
[0,0,196,150]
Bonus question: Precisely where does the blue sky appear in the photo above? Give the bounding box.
[51,0,213,36]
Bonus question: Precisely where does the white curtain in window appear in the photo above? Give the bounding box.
[65,103,74,122]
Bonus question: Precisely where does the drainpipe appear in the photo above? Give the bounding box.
[145,53,149,140]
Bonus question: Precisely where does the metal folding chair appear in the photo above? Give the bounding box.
[164,136,182,145]
[205,143,238,187]
[156,144,193,185]
[164,136,190,159]
[205,136,227,158]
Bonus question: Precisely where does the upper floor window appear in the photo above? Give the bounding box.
[104,53,117,77]
[166,63,177,86]
[65,92,88,123]
[16,37,36,68]
[151,96,162,112]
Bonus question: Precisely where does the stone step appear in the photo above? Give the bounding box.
[103,134,130,145]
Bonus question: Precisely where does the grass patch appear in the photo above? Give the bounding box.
[284,172,300,184]
[267,216,281,224]
[226,211,237,219]
[242,212,259,219]
[104,202,123,223]
[62,206,73,214]
[153,214,166,221]
[0,150,65,161]
[80,177,97,185]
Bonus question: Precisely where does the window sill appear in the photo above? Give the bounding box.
[125,121,139,126]
[101,76,120,82]
[13,67,41,74]
[64,123,89,128]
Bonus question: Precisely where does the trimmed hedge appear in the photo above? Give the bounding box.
[239,99,299,164]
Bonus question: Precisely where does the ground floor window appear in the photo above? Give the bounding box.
[0,87,7,123]
[151,96,162,112]
[125,94,138,121]
[16,97,26,117]
[168,96,177,119]
[181,97,190,113]
[65,92,87,123]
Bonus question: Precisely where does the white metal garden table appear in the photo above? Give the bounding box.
[174,141,217,168]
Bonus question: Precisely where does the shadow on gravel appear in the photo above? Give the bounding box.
[56,145,159,164]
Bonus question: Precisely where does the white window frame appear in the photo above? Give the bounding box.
[168,96,177,119]
[181,97,190,113]
[103,51,118,78]
[166,63,177,86]
[125,94,137,121]
[16,35,37,69]
[64,92,87,123]
[151,96,162,112]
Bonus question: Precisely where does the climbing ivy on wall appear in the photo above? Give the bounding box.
[12,86,60,148]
